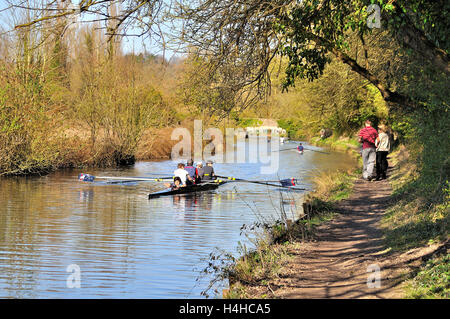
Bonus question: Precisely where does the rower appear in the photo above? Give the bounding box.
[201,160,216,180]
[195,162,203,184]
[173,163,194,186]
[164,176,184,190]
[185,159,197,184]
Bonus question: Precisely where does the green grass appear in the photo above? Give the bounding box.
[381,150,449,253]
[310,136,361,159]
[383,208,449,252]
[224,169,357,298]
[379,148,449,299]
[329,175,354,201]
[311,168,357,203]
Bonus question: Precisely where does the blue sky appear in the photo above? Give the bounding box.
[0,0,181,59]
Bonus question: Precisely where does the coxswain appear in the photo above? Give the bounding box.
[164,176,184,190]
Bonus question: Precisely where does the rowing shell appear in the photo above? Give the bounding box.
[148,181,228,199]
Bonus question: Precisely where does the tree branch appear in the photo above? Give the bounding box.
[306,33,417,109]
[386,2,449,75]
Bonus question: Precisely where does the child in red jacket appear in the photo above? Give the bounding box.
[358,120,379,181]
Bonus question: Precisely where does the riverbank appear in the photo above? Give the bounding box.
[223,146,449,299]
[309,136,361,159]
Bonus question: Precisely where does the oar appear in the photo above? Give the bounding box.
[276,148,297,152]
[78,173,173,183]
[215,175,307,190]
[303,148,330,154]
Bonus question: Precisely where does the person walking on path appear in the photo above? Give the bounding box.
[375,124,391,180]
[358,119,378,181]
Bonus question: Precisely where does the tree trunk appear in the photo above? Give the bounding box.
[307,33,417,110]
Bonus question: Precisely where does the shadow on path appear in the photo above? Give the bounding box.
[259,176,446,299]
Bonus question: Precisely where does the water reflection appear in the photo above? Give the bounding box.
[0,142,356,298]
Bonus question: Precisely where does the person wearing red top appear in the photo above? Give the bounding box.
[358,119,379,181]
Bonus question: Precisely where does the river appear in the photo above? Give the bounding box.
[0,141,356,298]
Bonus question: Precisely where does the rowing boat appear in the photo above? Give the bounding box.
[148,180,228,199]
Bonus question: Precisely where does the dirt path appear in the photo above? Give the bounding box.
[249,174,446,299]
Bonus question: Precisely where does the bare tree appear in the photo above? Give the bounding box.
[8,0,449,112]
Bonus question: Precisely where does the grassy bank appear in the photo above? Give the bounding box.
[218,167,358,299]
[380,146,449,299]
[309,136,361,159]
[217,143,448,299]
[381,147,449,253]
[405,253,449,299]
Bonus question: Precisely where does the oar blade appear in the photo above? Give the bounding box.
[217,175,305,189]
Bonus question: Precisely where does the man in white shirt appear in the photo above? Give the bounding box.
[173,163,194,185]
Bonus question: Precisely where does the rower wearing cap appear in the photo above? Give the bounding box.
[201,160,216,180]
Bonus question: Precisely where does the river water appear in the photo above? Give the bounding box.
[0,141,355,298]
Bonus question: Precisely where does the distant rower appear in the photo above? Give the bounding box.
[297,143,304,154]
[164,176,184,190]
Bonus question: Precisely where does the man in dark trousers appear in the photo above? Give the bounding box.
[358,119,379,181]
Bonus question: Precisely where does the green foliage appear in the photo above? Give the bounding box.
[276,0,361,88]
[382,148,449,253]
[286,59,387,137]
[230,240,288,285]
[381,0,450,54]
[274,0,448,92]
[277,118,303,138]
[384,210,448,252]
[235,117,262,128]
